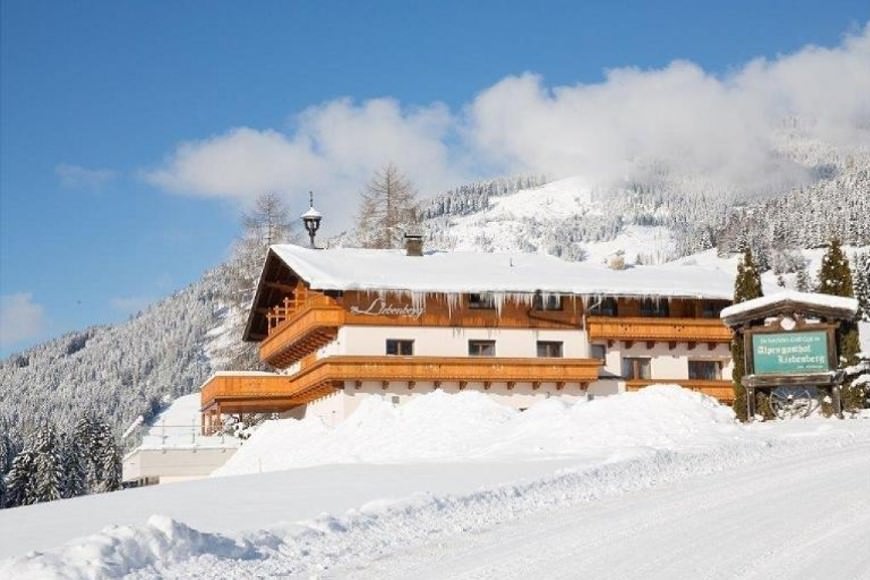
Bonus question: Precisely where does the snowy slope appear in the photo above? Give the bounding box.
[2,387,870,578]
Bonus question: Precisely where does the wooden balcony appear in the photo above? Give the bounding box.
[259,296,346,367]
[625,379,735,403]
[587,316,732,345]
[201,356,603,432]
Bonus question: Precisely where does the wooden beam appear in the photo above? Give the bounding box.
[407,380,416,390]
[707,342,716,351]
[532,381,541,391]
[506,381,515,391]
[483,381,492,390]
[381,380,389,390]
[555,381,565,391]
[354,380,362,390]
[265,281,296,293]
[458,381,466,391]
[668,341,677,350]
[645,341,655,349]
[688,341,697,350]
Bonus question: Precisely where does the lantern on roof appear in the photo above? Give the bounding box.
[301,191,322,248]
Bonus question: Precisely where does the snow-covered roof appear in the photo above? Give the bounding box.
[268,244,737,300]
[720,290,858,325]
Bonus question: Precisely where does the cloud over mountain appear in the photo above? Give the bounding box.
[146,23,870,227]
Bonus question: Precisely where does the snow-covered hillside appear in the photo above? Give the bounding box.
[2,387,869,578]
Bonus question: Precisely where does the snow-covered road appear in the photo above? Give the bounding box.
[349,441,870,580]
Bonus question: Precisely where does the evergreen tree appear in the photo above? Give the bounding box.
[61,434,87,498]
[731,247,763,421]
[73,413,101,492]
[853,251,870,322]
[355,163,419,249]
[817,239,863,410]
[32,425,64,503]
[4,448,36,507]
[94,419,121,492]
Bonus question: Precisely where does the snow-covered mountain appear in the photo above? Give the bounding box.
[1,131,868,451]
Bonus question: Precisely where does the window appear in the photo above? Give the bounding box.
[468,340,496,356]
[588,297,618,316]
[640,298,669,318]
[622,357,652,380]
[533,293,563,311]
[590,344,607,362]
[537,341,563,358]
[468,293,496,309]
[386,339,414,356]
[689,360,723,380]
[701,301,725,319]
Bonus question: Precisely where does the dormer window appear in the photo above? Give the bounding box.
[469,293,496,309]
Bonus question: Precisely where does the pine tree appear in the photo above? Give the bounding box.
[731,247,763,421]
[32,425,64,503]
[94,420,121,492]
[795,262,812,292]
[853,251,870,322]
[4,448,36,507]
[817,239,863,410]
[355,163,419,249]
[73,413,101,492]
[61,434,87,498]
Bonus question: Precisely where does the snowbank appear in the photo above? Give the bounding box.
[214,387,737,476]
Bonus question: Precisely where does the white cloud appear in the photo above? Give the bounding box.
[145,23,870,226]
[146,98,466,229]
[55,164,117,190]
[0,293,46,347]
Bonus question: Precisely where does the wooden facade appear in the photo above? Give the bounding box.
[586,316,732,345]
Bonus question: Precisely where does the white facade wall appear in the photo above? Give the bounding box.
[333,326,590,358]
[594,340,733,381]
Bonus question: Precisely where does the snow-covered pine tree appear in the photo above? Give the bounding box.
[32,425,65,503]
[4,447,36,507]
[853,251,870,322]
[95,419,121,492]
[355,163,419,249]
[731,247,763,421]
[817,239,863,410]
[61,433,87,498]
[795,261,812,292]
[73,413,101,492]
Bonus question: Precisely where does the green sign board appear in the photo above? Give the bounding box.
[751,331,830,375]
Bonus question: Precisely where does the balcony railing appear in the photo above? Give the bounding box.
[586,316,732,344]
[625,378,734,403]
[201,356,603,431]
[259,295,346,367]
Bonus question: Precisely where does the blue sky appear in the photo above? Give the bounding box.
[2,0,869,355]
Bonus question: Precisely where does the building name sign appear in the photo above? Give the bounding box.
[350,298,425,319]
[751,331,830,375]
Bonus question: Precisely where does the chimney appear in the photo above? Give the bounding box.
[404,232,423,257]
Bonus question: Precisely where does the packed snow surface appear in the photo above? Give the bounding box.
[214,387,736,476]
[4,387,870,579]
[269,243,737,299]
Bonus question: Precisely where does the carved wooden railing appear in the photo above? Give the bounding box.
[259,295,346,367]
[202,356,602,415]
[586,316,732,344]
[625,378,735,403]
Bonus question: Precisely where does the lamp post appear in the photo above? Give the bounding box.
[301,191,322,248]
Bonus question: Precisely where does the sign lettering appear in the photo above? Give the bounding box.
[751,331,830,375]
[350,298,424,319]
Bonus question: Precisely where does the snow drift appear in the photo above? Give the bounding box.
[214,386,738,476]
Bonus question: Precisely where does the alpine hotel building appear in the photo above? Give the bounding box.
[199,231,736,434]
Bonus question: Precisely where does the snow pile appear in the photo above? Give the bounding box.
[214,387,737,477]
[2,515,256,579]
